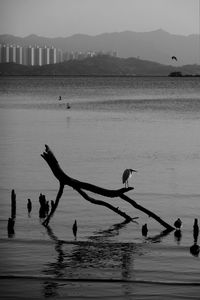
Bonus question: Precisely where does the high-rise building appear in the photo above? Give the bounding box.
[49,47,56,64]
[16,46,23,64]
[9,45,16,63]
[22,47,28,65]
[2,45,9,63]
[27,46,35,66]
[42,46,50,65]
[35,46,42,66]
[57,49,63,63]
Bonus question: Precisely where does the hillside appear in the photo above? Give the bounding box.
[0,30,199,66]
[1,55,200,76]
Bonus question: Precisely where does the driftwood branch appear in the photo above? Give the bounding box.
[41,145,133,226]
[43,183,64,226]
[76,187,134,222]
[41,145,133,197]
[41,145,174,231]
[120,194,174,231]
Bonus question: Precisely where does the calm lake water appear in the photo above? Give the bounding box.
[0,76,200,299]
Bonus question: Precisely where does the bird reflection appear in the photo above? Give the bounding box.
[43,220,139,296]
[174,229,182,244]
[190,218,200,257]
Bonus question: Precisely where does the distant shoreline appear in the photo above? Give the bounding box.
[0,74,200,78]
[0,55,200,77]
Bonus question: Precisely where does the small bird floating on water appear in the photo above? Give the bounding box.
[66,103,71,109]
[122,169,137,188]
[174,218,182,229]
[72,220,77,238]
[142,224,148,237]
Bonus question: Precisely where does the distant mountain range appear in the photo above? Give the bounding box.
[1,55,200,76]
[0,29,199,66]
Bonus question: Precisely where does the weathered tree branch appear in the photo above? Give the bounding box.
[41,145,174,231]
[119,194,174,231]
[43,183,64,226]
[76,187,134,222]
[41,145,133,226]
[41,145,133,197]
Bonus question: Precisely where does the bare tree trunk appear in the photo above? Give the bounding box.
[41,145,174,231]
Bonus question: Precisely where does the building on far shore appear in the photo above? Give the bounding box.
[0,44,118,65]
[0,44,63,66]
[16,46,23,64]
[63,50,118,61]
[1,45,9,63]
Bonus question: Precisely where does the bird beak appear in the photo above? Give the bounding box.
[131,169,137,172]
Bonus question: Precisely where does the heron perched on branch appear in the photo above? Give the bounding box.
[122,169,137,188]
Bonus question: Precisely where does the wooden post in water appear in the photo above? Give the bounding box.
[7,189,16,236]
[11,189,16,219]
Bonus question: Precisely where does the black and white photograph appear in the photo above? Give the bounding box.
[0,0,200,299]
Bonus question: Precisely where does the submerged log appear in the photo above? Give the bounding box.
[41,145,174,231]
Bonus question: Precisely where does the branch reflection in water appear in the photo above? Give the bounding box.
[42,222,172,298]
[42,221,138,297]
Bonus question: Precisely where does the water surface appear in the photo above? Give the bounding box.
[0,76,200,299]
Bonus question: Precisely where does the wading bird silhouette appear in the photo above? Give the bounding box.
[122,169,137,188]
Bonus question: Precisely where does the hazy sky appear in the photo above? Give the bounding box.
[0,0,199,37]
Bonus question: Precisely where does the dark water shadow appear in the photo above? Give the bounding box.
[146,228,173,244]
[42,221,141,298]
[42,223,174,298]
[88,219,130,242]
[174,229,182,245]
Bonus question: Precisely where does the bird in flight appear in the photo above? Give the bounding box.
[171,56,177,61]
[122,169,137,188]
